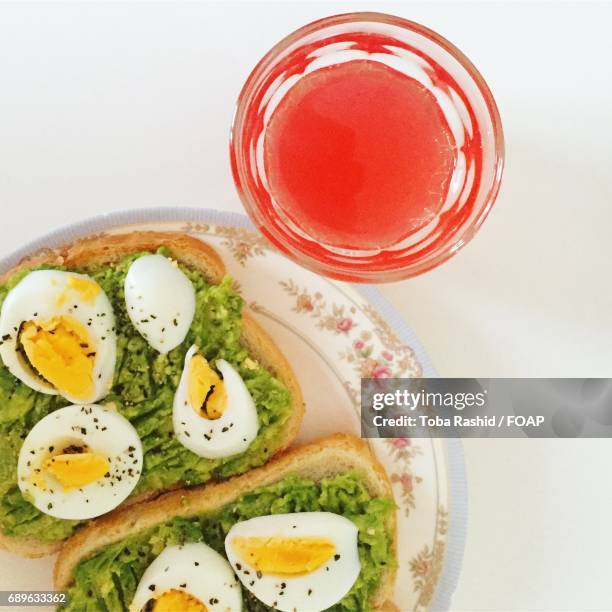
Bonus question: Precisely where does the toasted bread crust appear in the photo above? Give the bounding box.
[55,434,396,609]
[0,531,62,558]
[0,231,304,557]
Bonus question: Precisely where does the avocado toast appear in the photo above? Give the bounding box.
[54,434,397,612]
[0,231,303,557]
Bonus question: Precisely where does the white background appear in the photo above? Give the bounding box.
[1,1,611,610]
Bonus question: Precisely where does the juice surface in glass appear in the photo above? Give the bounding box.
[264,59,459,251]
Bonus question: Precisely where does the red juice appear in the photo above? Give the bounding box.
[231,14,504,281]
[263,60,457,250]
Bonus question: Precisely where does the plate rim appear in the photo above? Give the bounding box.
[0,205,467,611]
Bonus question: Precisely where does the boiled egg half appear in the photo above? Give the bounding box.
[124,255,195,353]
[17,404,143,520]
[130,543,242,612]
[0,270,116,403]
[172,345,258,459]
[225,512,361,612]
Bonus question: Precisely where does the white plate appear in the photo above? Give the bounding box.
[0,208,466,611]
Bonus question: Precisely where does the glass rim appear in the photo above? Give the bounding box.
[230,11,505,282]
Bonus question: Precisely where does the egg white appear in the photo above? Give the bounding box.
[17,404,143,520]
[173,345,259,459]
[0,270,116,403]
[124,255,195,354]
[225,512,361,612]
[130,543,242,612]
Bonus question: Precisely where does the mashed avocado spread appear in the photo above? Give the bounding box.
[0,249,293,542]
[61,473,395,612]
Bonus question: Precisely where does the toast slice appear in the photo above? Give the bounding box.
[55,433,397,610]
[0,231,304,558]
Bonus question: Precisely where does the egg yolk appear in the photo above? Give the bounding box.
[152,590,207,612]
[20,316,95,400]
[188,355,227,419]
[56,275,101,307]
[232,536,336,575]
[43,452,110,491]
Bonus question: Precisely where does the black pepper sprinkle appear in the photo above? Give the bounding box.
[334,554,341,561]
[47,503,53,510]
[194,561,199,566]
[179,583,187,588]
[148,584,155,591]
[308,589,312,596]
